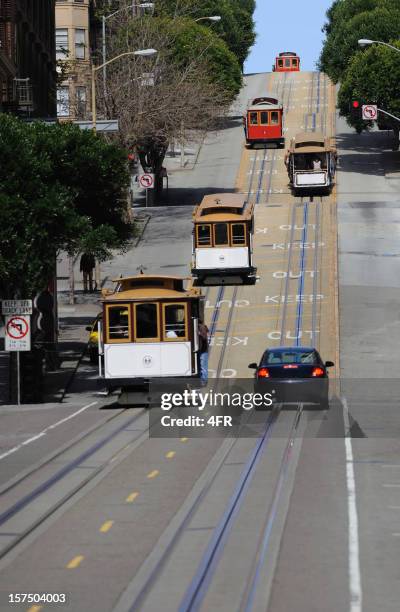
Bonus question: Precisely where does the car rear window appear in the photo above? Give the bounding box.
[265,351,319,365]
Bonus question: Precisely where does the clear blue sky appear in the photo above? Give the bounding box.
[244,0,333,74]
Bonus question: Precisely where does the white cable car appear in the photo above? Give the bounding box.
[191,193,257,286]
[98,275,204,403]
[284,132,337,194]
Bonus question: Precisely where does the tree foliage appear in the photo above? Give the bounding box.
[155,0,256,67]
[338,42,400,131]
[0,116,131,298]
[319,1,400,83]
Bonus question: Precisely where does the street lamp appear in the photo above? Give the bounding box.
[358,39,400,53]
[91,49,157,131]
[194,16,221,22]
[102,3,155,93]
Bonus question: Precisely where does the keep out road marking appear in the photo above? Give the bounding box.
[147,470,159,479]
[166,451,176,459]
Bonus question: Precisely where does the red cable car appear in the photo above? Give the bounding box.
[243,97,284,149]
[273,52,300,72]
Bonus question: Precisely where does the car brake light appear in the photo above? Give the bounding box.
[257,367,270,378]
[312,367,325,377]
[283,364,298,369]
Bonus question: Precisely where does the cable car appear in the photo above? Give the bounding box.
[284,132,337,194]
[191,193,257,286]
[98,275,204,403]
[243,96,284,149]
[273,52,300,72]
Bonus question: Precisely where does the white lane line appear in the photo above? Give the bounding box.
[0,401,97,461]
[342,397,362,612]
[382,484,400,488]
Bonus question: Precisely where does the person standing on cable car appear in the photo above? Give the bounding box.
[198,320,209,385]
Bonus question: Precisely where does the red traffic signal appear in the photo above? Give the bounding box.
[352,100,360,108]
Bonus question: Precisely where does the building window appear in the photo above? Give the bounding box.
[75,29,85,59]
[57,86,70,116]
[76,86,86,117]
[56,28,69,60]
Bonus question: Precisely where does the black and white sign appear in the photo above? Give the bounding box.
[362,105,378,121]
[1,299,33,315]
[5,315,31,351]
[138,173,155,189]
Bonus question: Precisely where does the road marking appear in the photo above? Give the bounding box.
[382,484,400,488]
[0,401,97,462]
[27,607,42,612]
[392,533,400,537]
[166,451,176,459]
[66,555,84,569]
[147,470,159,479]
[126,491,139,503]
[180,437,188,442]
[342,398,362,612]
[388,505,400,510]
[100,520,114,533]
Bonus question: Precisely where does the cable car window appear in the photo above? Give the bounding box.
[270,111,279,125]
[278,59,283,67]
[106,304,130,343]
[260,111,269,125]
[214,223,229,246]
[285,58,290,67]
[292,58,298,66]
[135,303,159,341]
[249,112,258,125]
[231,224,246,246]
[163,303,187,340]
[196,224,211,247]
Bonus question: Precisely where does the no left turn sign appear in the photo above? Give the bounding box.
[5,315,31,351]
[138,173,155,189]
[362,105,378,121]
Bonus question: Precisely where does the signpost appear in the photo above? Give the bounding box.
[362,105,378,121]
[1,300,33,404]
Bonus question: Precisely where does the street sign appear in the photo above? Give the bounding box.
[138,173,155,189]
[362,105,378,121]
[5,315,31,351]
[1,299,32,315]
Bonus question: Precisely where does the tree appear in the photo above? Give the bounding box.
[337,42,400,136]
[155,0,256,67]
[0,115,131,299]
[101,14,241,203]
[319,0,400,82]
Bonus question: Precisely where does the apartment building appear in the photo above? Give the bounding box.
[55,0,91,119]
[0,0,56,117]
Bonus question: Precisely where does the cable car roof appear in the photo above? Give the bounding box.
[278,51,298,57]
[287,132,336,153]
[247,96,282,111]
[193,193,254,221]
[102,275,202,301]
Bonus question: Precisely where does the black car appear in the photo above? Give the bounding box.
[248,346,334,409]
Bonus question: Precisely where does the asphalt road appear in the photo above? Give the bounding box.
[0,71,398,612]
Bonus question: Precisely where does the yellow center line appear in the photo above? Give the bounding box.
[66,555,84,569]
[147,469,159,479]
[180,437,188,442]
[99,520,114,533]
[126,491,139,503]
[165,451,176,459]
[27,607,42,612]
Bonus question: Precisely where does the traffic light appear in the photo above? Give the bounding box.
[352,100,360,109]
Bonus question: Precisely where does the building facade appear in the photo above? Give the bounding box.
[55,0,92,119]
[0,0,56,117]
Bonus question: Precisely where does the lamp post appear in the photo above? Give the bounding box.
[358,39,400,54]
[102,3,155,94]
[194,16,221,22]
[91,49,157,131]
